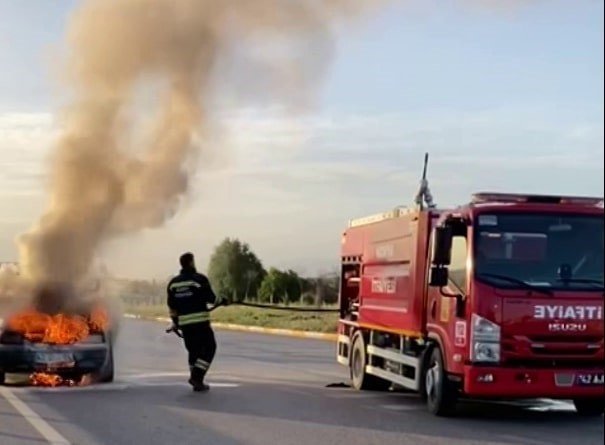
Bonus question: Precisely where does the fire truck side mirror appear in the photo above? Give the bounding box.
[429,266,448,287]
[432,226,453,266]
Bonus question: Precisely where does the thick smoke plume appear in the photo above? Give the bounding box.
[10,0,380,305]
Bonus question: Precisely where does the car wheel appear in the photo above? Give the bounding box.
[424,346,457,416]
[574,399,604,417]
[92,344,114,383]
[350,332,391,391]
[100,346,115,383]
[0,371,5,385]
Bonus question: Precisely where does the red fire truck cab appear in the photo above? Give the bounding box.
[336,181,604,416]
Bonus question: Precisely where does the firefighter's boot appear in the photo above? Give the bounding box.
[189,380,210,392]
[189,367,209,392]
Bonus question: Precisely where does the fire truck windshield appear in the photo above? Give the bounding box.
[473,213,604,292]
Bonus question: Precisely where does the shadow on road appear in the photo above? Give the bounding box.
[158,381,602,445]
[15,377,604,445]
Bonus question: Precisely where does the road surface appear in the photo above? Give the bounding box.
[1,318,603,445]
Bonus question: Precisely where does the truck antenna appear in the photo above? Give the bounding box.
[414,152,436,210]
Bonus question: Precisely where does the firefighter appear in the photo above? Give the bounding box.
[167,252,226,392]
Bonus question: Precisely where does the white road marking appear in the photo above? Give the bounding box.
[376,398,575,413]
[14,383,130,393]
[133,381,240,388]
[378,404,419,411]
[9,376,241,394]
[0,386,71,445]
[119,371,242,383]
[122,313,140,319]
[528,400,575,412]
[121,371,190,379]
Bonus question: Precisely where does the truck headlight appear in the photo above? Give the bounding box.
[472,342,501,362]
[471,314,501,363]
[472,313,500,342]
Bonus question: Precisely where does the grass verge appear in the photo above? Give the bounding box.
[123,303,339,333]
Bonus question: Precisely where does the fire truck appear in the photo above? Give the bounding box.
[336,154,604,416]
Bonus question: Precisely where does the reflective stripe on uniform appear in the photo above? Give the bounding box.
[178,311,209,325]
[194,359,210,370]
[169,280,202,290]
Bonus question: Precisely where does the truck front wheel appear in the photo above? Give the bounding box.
[350,332,390,391]
[424,347,457,416]
[573,399,604,417]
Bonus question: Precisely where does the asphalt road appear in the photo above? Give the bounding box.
[1,318,603,445]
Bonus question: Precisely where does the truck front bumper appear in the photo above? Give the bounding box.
[464,365,605,399]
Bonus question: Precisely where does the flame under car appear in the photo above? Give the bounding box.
[0,307,114,385]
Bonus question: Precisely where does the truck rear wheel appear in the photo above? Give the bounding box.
[424,347,457,416]
[573,399,604,417]
[350,332,390,391]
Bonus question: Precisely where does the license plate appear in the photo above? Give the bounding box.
[575,373,605,386]
[34,352,76,368]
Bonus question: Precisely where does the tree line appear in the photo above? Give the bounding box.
[119,238,339,306]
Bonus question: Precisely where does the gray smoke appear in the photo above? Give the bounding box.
[15,0,381,292]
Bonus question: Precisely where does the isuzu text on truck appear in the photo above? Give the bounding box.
[336,155,604,416]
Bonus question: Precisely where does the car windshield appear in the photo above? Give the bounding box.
[474,212,604,291]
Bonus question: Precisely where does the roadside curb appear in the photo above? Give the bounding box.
[123,313,337,341]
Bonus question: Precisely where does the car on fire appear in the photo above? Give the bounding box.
[0,283,116,386]
[0,334,114,386]
[0,312,114,385]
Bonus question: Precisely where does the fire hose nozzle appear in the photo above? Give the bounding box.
[166,325,183,338]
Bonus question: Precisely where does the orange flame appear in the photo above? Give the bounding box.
[29,372,63,387]
[29,372,80,387]
[88,306,109,333]
[6,305,110,345]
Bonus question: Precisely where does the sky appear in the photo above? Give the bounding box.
[0,0,603,280]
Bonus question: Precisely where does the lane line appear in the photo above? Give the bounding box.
[11,381,240,393]
[120,371,190,378]
[379,404,420,411]
[133,382,240,388]
[0,386,71,445]
[12,383,130,394]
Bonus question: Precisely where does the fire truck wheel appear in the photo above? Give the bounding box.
[573,399,604,416]
[424,347,457,416]
[350,332,390,391]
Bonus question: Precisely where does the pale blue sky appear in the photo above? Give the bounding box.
[0,0,603,279]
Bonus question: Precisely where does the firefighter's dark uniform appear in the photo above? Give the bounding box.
[167,268,221,387]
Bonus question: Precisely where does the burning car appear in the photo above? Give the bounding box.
[0,300,114,387]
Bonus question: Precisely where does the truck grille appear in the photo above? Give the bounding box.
[504,357,603,369]
[502,334,603,363]
[527,335,601,343]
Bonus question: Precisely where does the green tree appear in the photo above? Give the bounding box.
[258,268,281,304]
[258,268,303,304]
[207,238,266,301]
[284,269,304,303]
